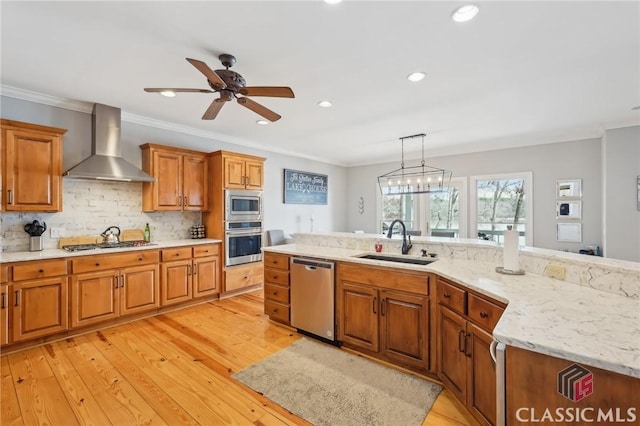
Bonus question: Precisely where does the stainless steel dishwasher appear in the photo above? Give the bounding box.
[290,257,336,342]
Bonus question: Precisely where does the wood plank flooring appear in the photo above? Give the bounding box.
[1,290,477,425]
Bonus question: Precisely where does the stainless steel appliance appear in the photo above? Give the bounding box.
[225,189,262,221]
[225,221,263,266]
[290,257,336,342]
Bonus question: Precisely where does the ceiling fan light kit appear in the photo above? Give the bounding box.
[377,133,452,196]
[144,54,294,122]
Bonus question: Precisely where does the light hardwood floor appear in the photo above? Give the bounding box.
[1,290,477,425]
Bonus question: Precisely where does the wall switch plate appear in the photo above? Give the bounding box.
[545,264,566,280]
[50,227,64,239]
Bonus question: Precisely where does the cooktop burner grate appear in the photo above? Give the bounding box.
[62,240,154,252]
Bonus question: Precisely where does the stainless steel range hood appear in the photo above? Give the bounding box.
[63,103,155,182]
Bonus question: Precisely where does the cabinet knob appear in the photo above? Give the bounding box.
[272,275,278,280]
[175,253,180,257]
[272,291,278,296]
[273,308,279,313]
[444,292,451,298]
[95,263,100,267]
[480,311,489,318]
[39,269,44,273]
[138,257,143,261]
[243,276,248,280]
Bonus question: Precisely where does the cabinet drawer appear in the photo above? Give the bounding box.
[264,253,289,271]
[264,283,289,304]
[437,278,467,315]
[264,268,289,286]
[161,247,193,261]
[468,293,504,332]
[338,263,429,295]
[193,244,219,258]
[1,265,8,283]
[12,259,68,281]
[264,300,289,324]
[72,250,160,274]
[225,262,263,292]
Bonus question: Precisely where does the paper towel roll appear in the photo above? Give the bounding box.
[503,227,520,272]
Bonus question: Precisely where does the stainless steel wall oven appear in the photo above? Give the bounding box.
[225,221,263,266]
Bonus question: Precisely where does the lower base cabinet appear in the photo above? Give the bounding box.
[71,264,159,328]
[225,262,263,293]
[12,277,68,342]
[337,263,431,372]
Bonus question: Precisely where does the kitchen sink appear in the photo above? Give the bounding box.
[355,254,437,265]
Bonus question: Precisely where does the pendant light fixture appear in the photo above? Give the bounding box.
[377,133,452,195]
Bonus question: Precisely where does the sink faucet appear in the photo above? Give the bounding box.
[386,219,413,255]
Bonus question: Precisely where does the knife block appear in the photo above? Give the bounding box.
[29,236,43,251]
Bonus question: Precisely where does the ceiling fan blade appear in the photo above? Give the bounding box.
[186,58,227,89]
[202,99,226,120]
[237,97,281,122]
[144,88,214,93]
[238,86,295,98]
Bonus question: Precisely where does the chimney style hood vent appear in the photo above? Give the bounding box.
[63,103,155,182]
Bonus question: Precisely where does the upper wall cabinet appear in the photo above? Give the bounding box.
[211,151,264,190]
[1,119,66,212]
[140,143,208,212]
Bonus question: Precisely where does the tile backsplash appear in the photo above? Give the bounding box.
[0,180,201,253]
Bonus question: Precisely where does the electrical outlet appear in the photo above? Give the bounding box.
[545,264,566,280]
[50,227,64,239]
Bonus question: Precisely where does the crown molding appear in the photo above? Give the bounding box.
[0,85,342,166]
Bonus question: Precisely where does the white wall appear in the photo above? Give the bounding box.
[602,126,640,262]
[0,96,349,252]
[347,139,603,253]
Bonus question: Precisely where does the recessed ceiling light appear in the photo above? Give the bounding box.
[318,100,333,108]
[451,4,479,23]
[160,90,176,97]
[407,72,426,82]
[256,119,269,125]
[324,0,342,4]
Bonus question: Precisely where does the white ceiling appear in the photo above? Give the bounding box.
[1,1,639,166]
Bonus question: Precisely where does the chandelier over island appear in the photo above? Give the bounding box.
[377,133,452,195]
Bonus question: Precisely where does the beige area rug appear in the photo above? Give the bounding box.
[233,338,443,426]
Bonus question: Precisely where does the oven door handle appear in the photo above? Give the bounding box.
[226,230,262,236]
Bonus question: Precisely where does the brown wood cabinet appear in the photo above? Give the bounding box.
[1,119,66,212]
[436,276,505,426]
[70,252,160,327]
[263,252,291,325]
[337,262,431,371]
[225,262,263,293]
[12,276,68,342]
[221,153,264,189]
[160,244,221,306]
[141,143,208,212]
[506,346,640,425]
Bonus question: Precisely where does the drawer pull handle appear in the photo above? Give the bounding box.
[465,333,473,357]
[95,262,100,267]
[373,297,377,314]
[480,311,489,318]
[273,308,279,313]
[39,269,44,273]
[444,292,451,298]
[458,329,466,353]
[1,292,6,309]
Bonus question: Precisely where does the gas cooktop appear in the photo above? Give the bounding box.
[62,240,155,252]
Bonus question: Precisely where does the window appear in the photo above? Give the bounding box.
[470,172,533,246]
[376,177,467,237]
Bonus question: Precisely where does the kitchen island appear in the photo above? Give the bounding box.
[263,233,639,425]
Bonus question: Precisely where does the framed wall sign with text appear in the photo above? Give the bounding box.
[283,169,328,204]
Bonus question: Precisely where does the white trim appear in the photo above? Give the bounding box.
[469,172,534,246]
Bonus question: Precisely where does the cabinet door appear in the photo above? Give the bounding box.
[337,282,379,352]
[120,264,159,315]
[12,277,68,342]
[437,305,467,402]
[223,156,246,189]
[70,270,119,328]
[193,256,219,298]
[1,284,8,345]
[467,322,497,426]
[160,260,192,306]
[4,128,61,211]
[183,154,208,211]
[244,159,263,189]
[380,290,429,370]
[153,150,182,210]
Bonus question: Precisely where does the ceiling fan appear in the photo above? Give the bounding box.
[144,54,294,122]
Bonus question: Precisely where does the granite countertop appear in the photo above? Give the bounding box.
[264,243,640,379]
[0,238,222,263]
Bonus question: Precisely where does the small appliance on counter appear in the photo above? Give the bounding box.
[24,220,46,251]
